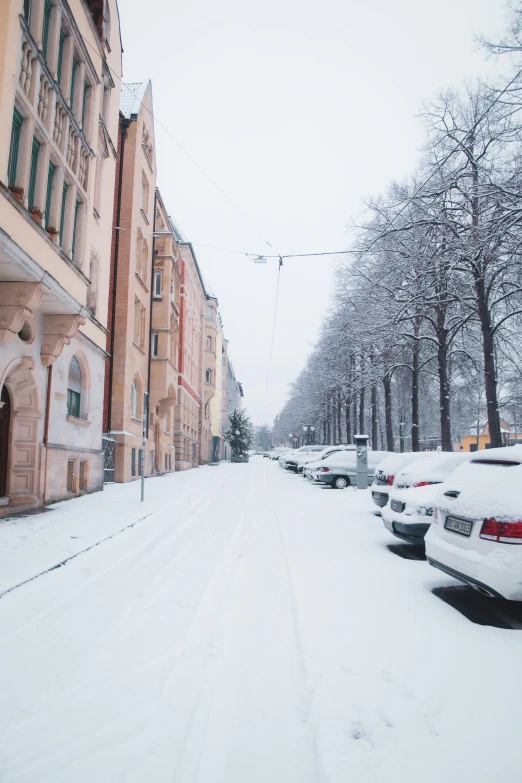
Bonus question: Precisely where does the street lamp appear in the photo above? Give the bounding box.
[289,432,299,448]
[303,425,315,445]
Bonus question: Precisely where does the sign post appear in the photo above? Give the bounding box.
[354,434,370,490]
[141,391,148,502]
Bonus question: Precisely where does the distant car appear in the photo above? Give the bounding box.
[382,453,470,544]
[371,452,430,507]
[297,445,356,474]
[284,445,329,473]
[278,446,312,469]
[426,445,522,601]
[312,450,391,489]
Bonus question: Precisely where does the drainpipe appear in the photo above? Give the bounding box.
[106,115,130,435]
[42,364,53,504]
[146,188,158,466]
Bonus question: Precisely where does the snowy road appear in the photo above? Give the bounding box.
[1,458,521,782]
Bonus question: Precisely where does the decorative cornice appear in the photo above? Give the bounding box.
[41,313,86,366]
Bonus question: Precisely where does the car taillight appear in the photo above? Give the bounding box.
[320,467,330,472]
[433,507,439,523]
[480,518,522,544]
[387,475,395,486]
[414,481,431,487]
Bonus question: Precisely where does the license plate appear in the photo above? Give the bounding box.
[444,516,472,537]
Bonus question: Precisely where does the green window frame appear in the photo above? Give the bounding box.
[71,199,81,261]
[67,389,81,418]
[8,108,23,187]
[45,162,55,226]
[70,57,77,108]
[59,181,68,246]
[42,0,52,59]
[57,29,65,83]
[28,136,41,207]
[81,83,88,128]
[67,356,82,418]
[23,0,32,23]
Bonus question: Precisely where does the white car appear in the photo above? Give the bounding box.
[297,445,356,474]
[278,446,313,469]
[312,450,391,489]
[426,445,522,601]
[284,445,328,473]
[371,451,429,508]
[383,453,470,544]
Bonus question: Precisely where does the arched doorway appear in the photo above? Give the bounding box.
[0,386,11,497]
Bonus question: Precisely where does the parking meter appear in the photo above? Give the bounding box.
[354,434,370,490]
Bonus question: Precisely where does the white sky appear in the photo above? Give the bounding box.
[120,0,506,427]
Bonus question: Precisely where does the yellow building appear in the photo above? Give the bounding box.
[0,0,121,513]
[460,418,516,452]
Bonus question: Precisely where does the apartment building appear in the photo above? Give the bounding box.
[103,80,156,482]
[148,196,180,475]
[174,241,205,470]
[0,0,121,513]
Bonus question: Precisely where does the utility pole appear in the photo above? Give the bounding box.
[141,392,148,502]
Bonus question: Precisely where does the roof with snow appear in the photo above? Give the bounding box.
[120,82,149,119]
[168,217,185,243]
[203,276,217,300]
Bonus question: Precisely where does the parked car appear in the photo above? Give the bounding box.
[371,451,429,507]
[382,453,470,544]
[425,445,522,601]
[312,450,391,489]
[279,446,314,469]
[284,445,331,472]
[297,445,356,474]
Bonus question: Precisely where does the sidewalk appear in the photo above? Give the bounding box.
[0,469,211,596]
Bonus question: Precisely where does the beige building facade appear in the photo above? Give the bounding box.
[103,81,156,483]
[0,0,121,514]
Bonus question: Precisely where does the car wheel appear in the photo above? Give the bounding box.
[332,475,349,489]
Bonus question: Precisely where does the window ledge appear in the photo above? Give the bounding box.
[132,341,146,355]
[135,272,149,292]
[131,416,143,424]
[140,208,149,225]
[153,295,162,300]
[67,415,90,427]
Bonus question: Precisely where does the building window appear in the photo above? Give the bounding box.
[79,460,88,491]
[23,0,32,23]
[152,333,159,357]
[67,356,82,418]
[45,162,55,225]
[42,0,52,60]
[154,271,161,297]
[8,108,23,187]
[131,380,138,418]
[82,84,89,128]
[59,181,68,246]
[57,29,65,84]
[142,126,153,166]
[67,459,75,492]
[141,174,149,213]
[70,57,78,110]
[206,336,211,351]
[205,368,211,383]
[206,304,213,320]
[131,447,136,476]
[150,450,154,474]
[28,136,41,208]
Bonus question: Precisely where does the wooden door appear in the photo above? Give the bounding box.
[0,386,11,497]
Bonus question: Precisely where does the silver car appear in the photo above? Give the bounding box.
[312,450,391,489]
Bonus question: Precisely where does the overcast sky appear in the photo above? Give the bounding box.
[120,0,506,428]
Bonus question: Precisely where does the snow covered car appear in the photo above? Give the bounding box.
[426,445,522,601]
[382,453,470,544]
[312,450,391,489]
[284,445,327,472]
[371,451,428,507]
[278,446,312,469]
[296,445,356,474]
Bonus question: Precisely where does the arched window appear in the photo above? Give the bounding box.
[131,380,137,418]
[67,356,82,418]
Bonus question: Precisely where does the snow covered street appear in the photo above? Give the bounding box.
[1,457,521,782]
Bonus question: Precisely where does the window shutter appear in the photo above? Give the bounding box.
[59,181,68,245]
[70,57,77,107]
[57,29,65,83]
[68,356,82,393]
[45,162,55,225]
[28,136,40,207]
[8,109,23,186]
[42,0,52,58]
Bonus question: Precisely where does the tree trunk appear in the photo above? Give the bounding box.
[436,319,452,451]
[337,389,342,444]
[359,387,365,434]
[475,277,502,448]
[371,384,378,448]
[345,399,352,444]
[383,372,394,451]
[326,398,331,444]
[411,320,420,451]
